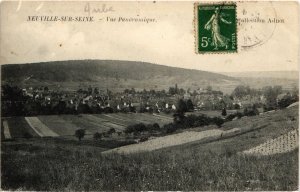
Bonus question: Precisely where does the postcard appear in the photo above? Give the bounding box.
[0,1,299,191]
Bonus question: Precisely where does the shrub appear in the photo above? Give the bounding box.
[236,112,243,119]
[124,123,147,134]
[278,94,298,109]
[23,132,33,139]
[75,129,85,141]
[183,114,211,128]
[173,112,186,124]
[225,112,244,121]
[212,117,224,128]
[221,108,227,116]
[152,123,160,130]
[93,132,102,140]
[244,105,259,116]
[234,103,240,109]
[107,128,116,135]
[225,114,236,121]
[139,136,149,142]
[164,123,177,133]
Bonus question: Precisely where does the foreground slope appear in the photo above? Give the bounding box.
[1,106,298,191]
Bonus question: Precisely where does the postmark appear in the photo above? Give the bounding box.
[237,1,278,50]
[195,2,237,54]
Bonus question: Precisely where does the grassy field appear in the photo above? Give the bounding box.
[37,115,84,136]
[4,117,39,138]
[1,138,298,191]
[1,106,298,190]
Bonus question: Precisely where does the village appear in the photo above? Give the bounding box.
[2,82,297,117]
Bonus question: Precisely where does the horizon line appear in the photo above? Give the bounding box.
[0,59,299,73]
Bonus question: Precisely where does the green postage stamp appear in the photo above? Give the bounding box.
[195,3,237,53]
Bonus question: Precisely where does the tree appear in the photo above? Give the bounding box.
[44,86,49,92]
[177,99,188,114]
[75,129,85,141]
[107,128,116,135]
[94,87,99,94]
[278,93,298,109]
[234,103,240,109]
[244,105,259,116]
[93,132,102,140]
[56,100,67,114]
[88,85,93,95]
[186,99,194,111]
[206,85,212,92]
[231,85,250,98]
[262,86,282,110]
[152,123,160,130]
[169,87,176,95]
[221,108,227,116]
[175,84,178,94]
[212,117,224,127]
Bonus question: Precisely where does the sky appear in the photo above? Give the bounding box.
[0,1,299,72]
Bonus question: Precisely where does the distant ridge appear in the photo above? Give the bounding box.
[1,60,235,82]
[223,71,299,80]
[1,60,242,93]
[1,60,299,94]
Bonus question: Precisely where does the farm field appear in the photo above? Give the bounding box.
[1,112,174,140]
[243,129,299,156]
[2,117,39,139]
[37,115,92,137]
[25,117,59,137]
[103,128,241,154]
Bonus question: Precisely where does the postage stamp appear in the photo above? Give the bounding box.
[195,3,237,53]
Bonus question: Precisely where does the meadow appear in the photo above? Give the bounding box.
[1,135,298,191]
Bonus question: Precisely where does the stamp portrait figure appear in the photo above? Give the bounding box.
[204,7,232,50]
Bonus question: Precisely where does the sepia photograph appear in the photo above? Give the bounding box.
[0,1,299,191]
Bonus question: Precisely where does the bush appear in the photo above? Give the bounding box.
[221,108,227,116]
[23,132,33,139]
[212,117,224,128]
[225,112,244,121]
[75,129,85,141]
[236,112,243,119]
[164,123,177,133]
[234,103,240,109]
[124,123,147,134]
[244,106,259,116]
[226,114,236,121]
[278,94,298,109]
[139,136,149,142]
[107,128,116,135]
[93,132,102,140]
[183,114,211,128]
[152,123,160,130]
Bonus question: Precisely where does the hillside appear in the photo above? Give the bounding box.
[1,105,298,191]
[2,60,298,93]
[223,71,299,79]
[1,60,239,93]
[222,71,299,90]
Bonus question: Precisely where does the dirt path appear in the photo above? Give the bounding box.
[103,128,240,154]
[152,113,173,120]
[243,129,299,156]
[2,120,12,139]
[25,117,59,137]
